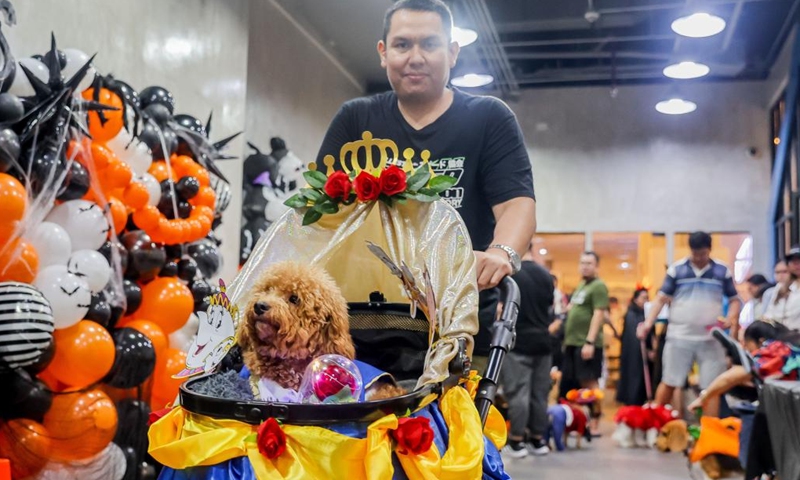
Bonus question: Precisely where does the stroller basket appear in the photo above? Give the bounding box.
[178,277,520,427]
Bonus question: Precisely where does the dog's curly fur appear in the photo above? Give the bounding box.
[238,261,406,401]
[239,262,356,390]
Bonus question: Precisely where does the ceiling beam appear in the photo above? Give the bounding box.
[502,34,674,48]
[598,0,775,15]
[505,51,672,61]
[722,0,746,51]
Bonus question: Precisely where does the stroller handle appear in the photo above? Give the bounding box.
[475,276,521,426]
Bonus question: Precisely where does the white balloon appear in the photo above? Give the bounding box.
[139,173,161,206]
[45,200,110,252]
[169,312,198,352]
[61,48,96,94]
[28,222,72,267]
[107,129,151,175]
[67,250,111,293]
[33,265,91,330]
[8,57,49,97]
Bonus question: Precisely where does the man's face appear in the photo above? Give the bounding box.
[788,257,800,277]
[579,254,598,278]
[378,9,459,104]
[775,261,790,284]
[690,248,711,268]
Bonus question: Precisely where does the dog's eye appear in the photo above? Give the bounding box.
[288,294,300,305]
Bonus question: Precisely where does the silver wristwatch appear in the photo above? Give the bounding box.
[488,244,521,275]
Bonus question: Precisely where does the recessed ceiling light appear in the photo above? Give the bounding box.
[452,27,478,47]
[663,61,710,79]
[655,98,697,115]
[620,261,631,270]
[451,73,494,88]
[671,12,726,38]
[539,248,548,255]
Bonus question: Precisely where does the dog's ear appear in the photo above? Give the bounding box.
[321,299,355,359]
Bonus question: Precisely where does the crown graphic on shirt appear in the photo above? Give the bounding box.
[310,131,432,175]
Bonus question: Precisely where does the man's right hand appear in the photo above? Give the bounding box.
[636,322,651,340]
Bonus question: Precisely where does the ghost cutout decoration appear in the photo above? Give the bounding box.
[173,279,236,379]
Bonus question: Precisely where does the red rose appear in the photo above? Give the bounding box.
[379,165,407,196]
[391,417,434,455]
[353,171,381,202]
[314,364,358,400]
[324,171,352,199]
[256,418,286,459]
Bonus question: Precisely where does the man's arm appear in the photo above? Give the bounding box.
[581,308,606,360]
[475,197,536,290]
[687,365,751,412]
[638,293,668,339]
[726,297,742,340]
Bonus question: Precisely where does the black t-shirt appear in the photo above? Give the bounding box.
[315,88,535,252]
[316,88,535,356]
[511,261,555,356]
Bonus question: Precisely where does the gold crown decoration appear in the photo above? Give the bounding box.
[309,131,433,177]
[208,279,239,319]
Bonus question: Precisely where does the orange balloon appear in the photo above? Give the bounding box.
[150,348,187,409]
[190,185,216,209]
[43,389,117,461]
[148,161,173,183]
[106,157,133,191]
[0,173,27,241]
[83,88,124,142]
[0,239,38,283]
[132,204,161,231]
[0,419,51,479]
[193,166,210,187]
[136,278,193,333]
[124,181,150,210]
[108,196,127,235]
[88,142,112,170]
[49,321,115,388]
[170,155,193,171]
[125,320,168,358]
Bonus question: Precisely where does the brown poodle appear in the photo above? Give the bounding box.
[239,261,404,399]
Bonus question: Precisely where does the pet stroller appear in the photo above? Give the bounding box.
[148,197,518,480]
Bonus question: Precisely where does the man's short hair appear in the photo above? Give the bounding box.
[688,231,712,250]
[746,273,769,286]
[383,0,453,42]
[582,251,600,264]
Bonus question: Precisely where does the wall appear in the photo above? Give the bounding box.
[6,0,250,282]
[245,0,364,165]
[512,81,772,273]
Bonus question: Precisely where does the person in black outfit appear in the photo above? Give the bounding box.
[499,243,554,457]
[616,288,654,406]
[314,0,536,371]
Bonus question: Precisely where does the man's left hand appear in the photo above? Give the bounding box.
[475,250,512,291]
[581,343,595,360]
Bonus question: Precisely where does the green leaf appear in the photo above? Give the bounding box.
[303,170,328,189]
[428,174,457,193]
[314,200,339,214]
[302,208,323,225]
[379,193,394,207]
[348,170,358,180]
[407,192,438,203]
[406,167,431,192]
[284,194,308,208]
[300,188,324,202]
[418,187,437,196]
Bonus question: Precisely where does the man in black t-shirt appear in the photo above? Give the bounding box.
[315,0,536,365]
[499,243,554,457]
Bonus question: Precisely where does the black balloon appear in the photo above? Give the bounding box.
[177,200,191,219]
[177,258,197,282]
[109,304,125,330]
[143,103,171,127]
[140,122,177,161]
[24,149,65,194]
[164,244,183,260]
[114,399,150,456]
[139,86,175,114]
[23,340,55,375]
[187,239,221,278]
[85,292,112,326]
[0,128,20,173]
[176,176,199,200]
[159,259,178,277]
[99,240,129,273]
[121,230,166,282]
[0,371,53,422]
[139,462,157,480]
[104,328,156,389]
[56,159,90,201]
[115,80,140,109]
[190,278,212,305]
[43,48,67,70]
[123,279,142,314]
[0,93,24,123]
[156,188,177,219]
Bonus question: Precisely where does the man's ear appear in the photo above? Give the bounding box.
[377,40,387,68]
[449,40,460,68]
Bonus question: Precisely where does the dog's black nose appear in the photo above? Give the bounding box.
[253,302,270,315]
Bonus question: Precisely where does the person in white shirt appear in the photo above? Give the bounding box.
[762,249,800,330]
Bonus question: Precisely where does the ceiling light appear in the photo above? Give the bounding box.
[451,73,494,88]
[539,248,548,255]
[671,12,726,38]
[663,61,710,79]
[452,27,478,47]
[620,262,631,270]
[655,98,697,115]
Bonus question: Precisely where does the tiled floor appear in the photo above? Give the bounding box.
[501,420,692,480]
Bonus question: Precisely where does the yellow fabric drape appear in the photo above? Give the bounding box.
[149,383,501,480]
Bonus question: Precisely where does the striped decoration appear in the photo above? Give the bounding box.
[209,172,231,214]
[0,282,55,371]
